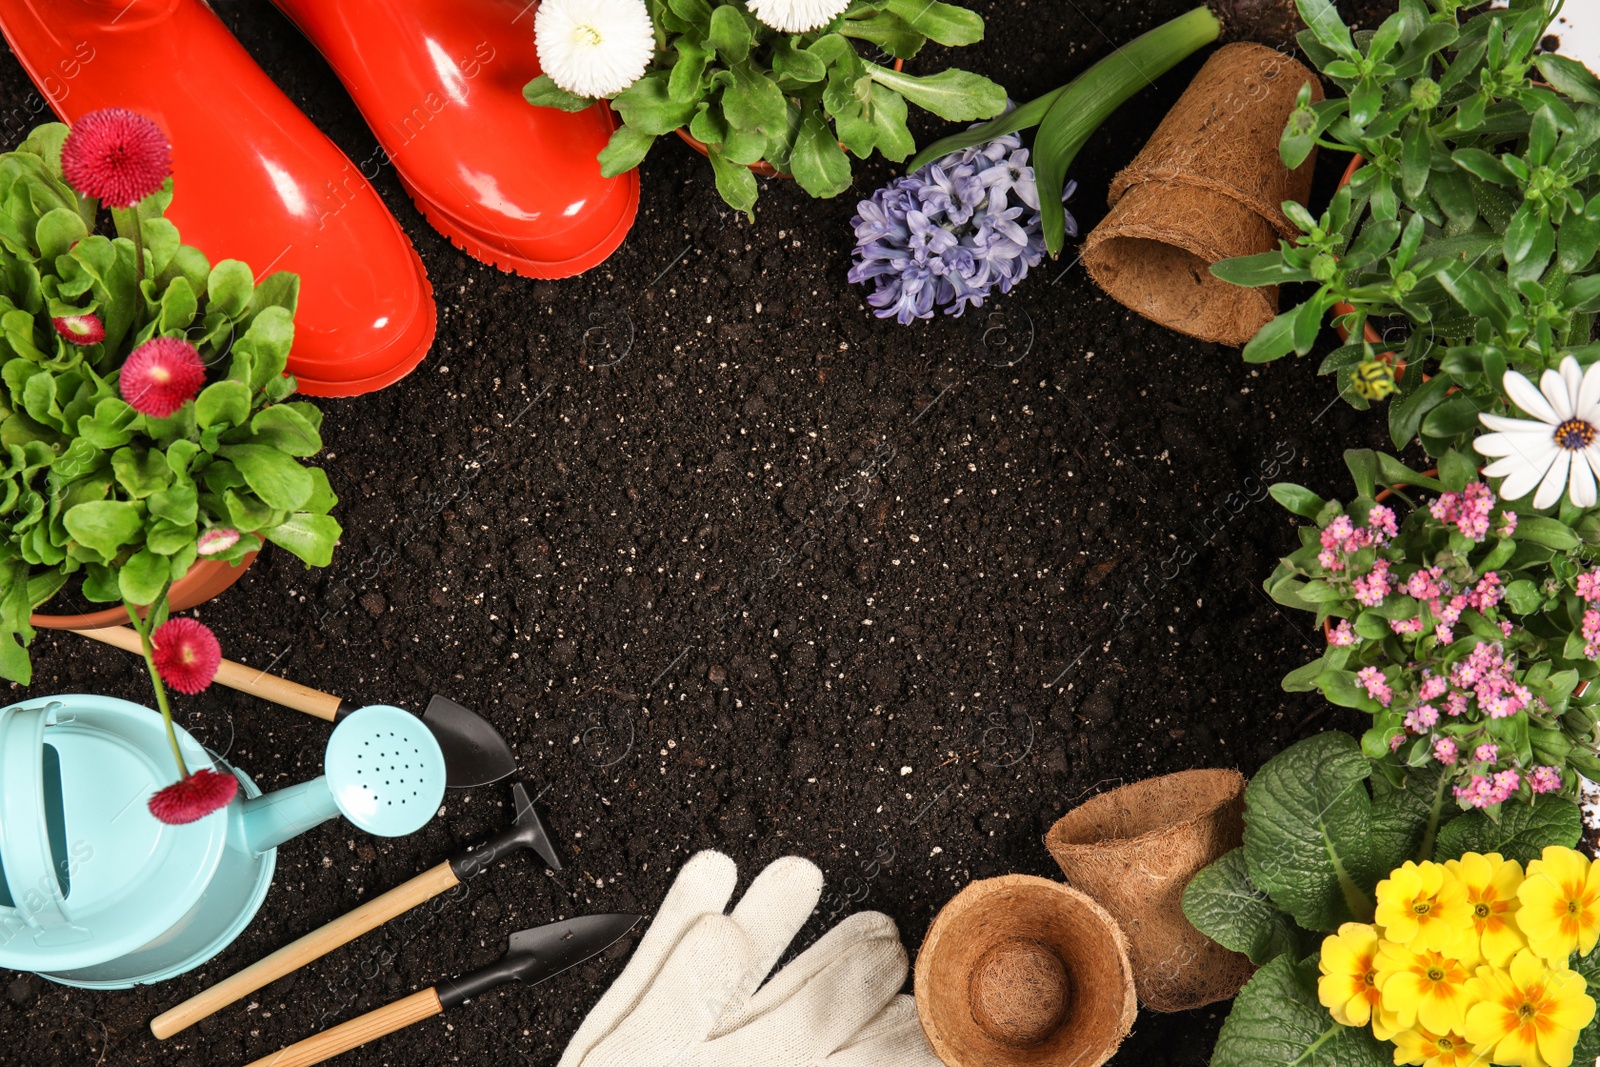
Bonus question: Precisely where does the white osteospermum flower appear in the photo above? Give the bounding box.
[1476,355,1600,509]
[534,0,655,99]
[745,0,851,33]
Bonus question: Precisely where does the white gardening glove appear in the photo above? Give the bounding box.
[558,850,941,1067]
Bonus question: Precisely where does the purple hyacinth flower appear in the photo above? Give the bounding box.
[848,132,1077,322]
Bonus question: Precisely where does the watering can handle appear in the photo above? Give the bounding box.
[71,627,344,721]
[240,987,444,1067]
[0,703,74,933]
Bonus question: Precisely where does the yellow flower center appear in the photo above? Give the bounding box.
[1438,1036,1454,1050]
[1519,1001,1538,1019]
[572,24,603,46]
[1569,900,1580,915]
[1414,901,1431,915]
[1427,967,1445,982]
[1363,970,1377,987]
[1474,903,1490,918]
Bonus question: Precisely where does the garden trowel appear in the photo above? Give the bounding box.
[70,624,517,788]
[241,913,641,1067]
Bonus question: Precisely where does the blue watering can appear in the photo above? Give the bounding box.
[0,693,446,989]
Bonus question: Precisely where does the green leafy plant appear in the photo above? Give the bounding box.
[0,122,341,684]
[1265,447,1600,807]
[1213,0,1600,457]
[1181,730,1585,1067]
[524,0,1006,216]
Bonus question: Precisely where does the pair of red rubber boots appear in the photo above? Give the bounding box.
[0,0,637,395]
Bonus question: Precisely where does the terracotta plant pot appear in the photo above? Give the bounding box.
[915,874,1137,1067]
[674,59,903,178]
[29,554,258,631]
[1045,769,1252,1012]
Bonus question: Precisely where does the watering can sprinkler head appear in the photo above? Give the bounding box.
[239,705,446,856]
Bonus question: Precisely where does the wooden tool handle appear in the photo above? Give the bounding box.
[72,624,343,721]
[242,987,444,1067]
[150,862,460,1040]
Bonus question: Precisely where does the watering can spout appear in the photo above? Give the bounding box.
[237,778,339,856]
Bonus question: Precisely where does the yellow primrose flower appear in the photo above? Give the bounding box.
[1391,1025,1476,1067]
[1375,941,1476,1035]
[1445,851,1526,967]
[1376,860,1473,953]
[1464,949,1596,1067]
[1318,923,1384,1029]
[1518,846,1600,964]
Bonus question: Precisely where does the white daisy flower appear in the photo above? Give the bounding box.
[745,0,851,33]
[534,0,656,99]
[1475,355,1600,509]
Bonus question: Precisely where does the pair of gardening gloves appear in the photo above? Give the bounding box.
[558,851,939,1067]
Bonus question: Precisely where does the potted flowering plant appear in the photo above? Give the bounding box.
[0,111,341,686]
[1183,728,1598,1067]
[1264,445,1600,809]
[1212,0,1600,457]
[522,0,1006,215]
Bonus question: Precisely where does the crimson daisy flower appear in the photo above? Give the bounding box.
[119,336,205,417]
[52,313,104,345]
[60,108,171,207]
[148,768,238,825]
[150,617,222,695]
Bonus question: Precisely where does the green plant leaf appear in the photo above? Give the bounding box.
[263,512,341,568]
[522,73,595,112]
[599,126,657,178]
[1211,953,1390,1067]
[194,380,251,431]
[1242,305,1304,363]
[1269,483,1328,519]
[206,260,254,320]
[722,63,791,143]
[613,72,699,135]
[218,444,313,512]
[1432,797,1582,864]
[1183,848,1311,966]
[62,499,142,561]
[838,11,925,60]
[1243,732,1380,931]
[117,547,168,606]
[708,4,752,63]
[789,102,852,199]
[249,403,323,457]
[706,147,758,220]
[863,64,1005,122]
[882,0,982,45]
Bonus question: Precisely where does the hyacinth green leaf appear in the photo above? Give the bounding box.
[1211,954,1390,1067]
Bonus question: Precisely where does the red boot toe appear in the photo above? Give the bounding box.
[270,0,638,280]
[0,0,437,396]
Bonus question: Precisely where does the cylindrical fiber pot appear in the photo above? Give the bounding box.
[915,874,1136,1067]
[1046,769,1251,1012]
[1082,42,1322,345]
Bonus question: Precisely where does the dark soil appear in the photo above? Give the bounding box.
[3,1,1402,1065]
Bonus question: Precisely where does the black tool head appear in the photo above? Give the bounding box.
[506,914,641,984]
[422,694,518,789]
[436,913,640,1009]
[447,781,563,880]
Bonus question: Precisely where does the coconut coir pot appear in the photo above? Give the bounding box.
[1045,768,1252,1012]
[1082,42,1321,346]
[915,874,1136,1067]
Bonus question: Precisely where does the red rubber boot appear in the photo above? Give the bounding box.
[269,0,639,279]
[0,0,437,396]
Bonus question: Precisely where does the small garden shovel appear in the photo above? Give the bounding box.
[150,780,560,1039]
[241,913,640,1067]
[71,624,516,789]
